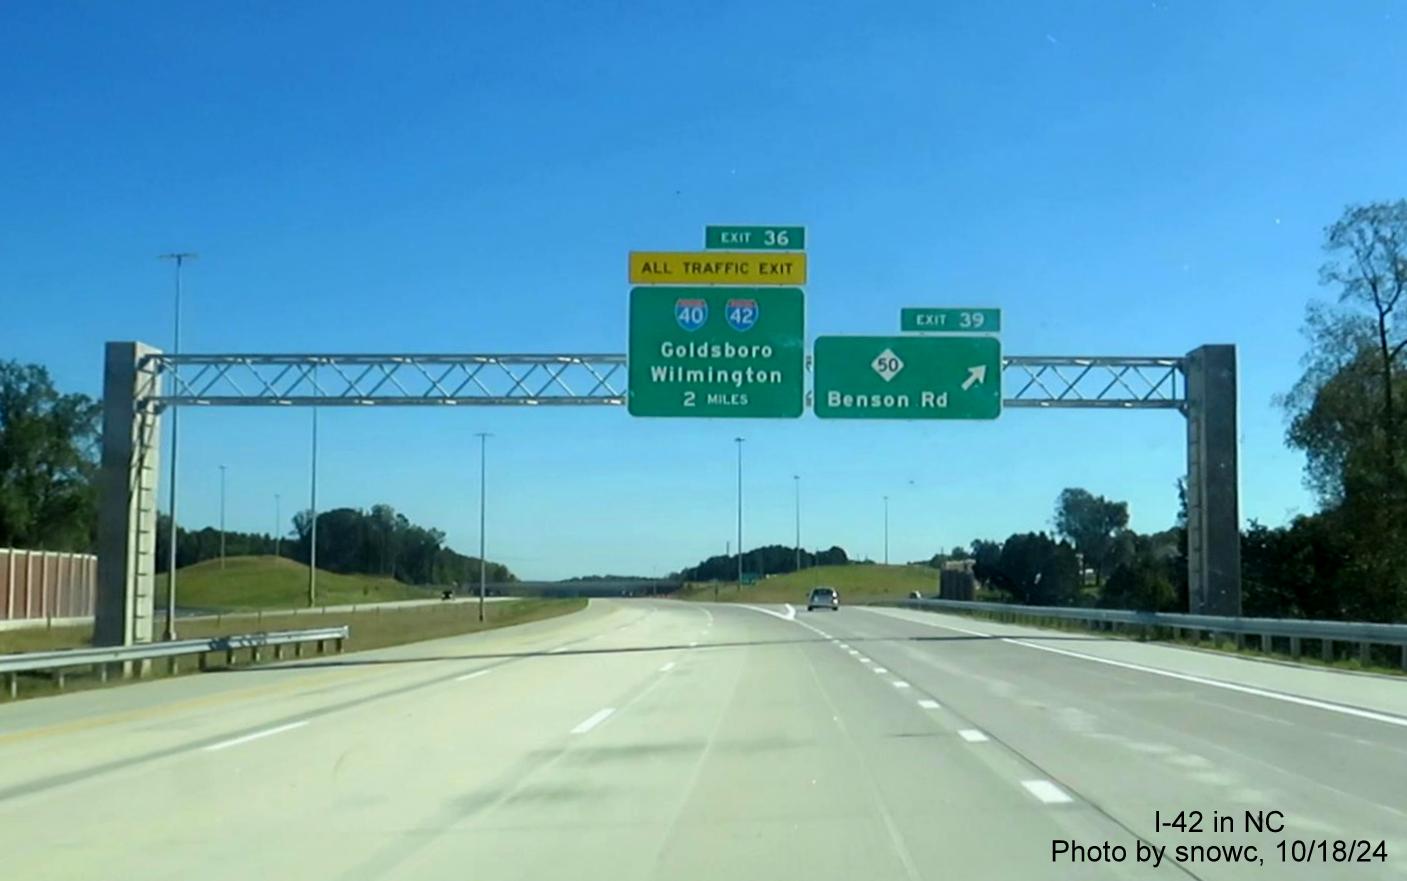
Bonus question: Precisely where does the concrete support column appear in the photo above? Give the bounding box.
[95,342,163,647]
[1185,345,1241,616]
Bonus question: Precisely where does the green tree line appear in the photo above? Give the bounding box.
[155,504,514,586]
[677,544,850,582]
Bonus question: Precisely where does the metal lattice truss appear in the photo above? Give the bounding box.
[1003,356,1184,410]
[142,353,1185,410]
[146,354,627,407]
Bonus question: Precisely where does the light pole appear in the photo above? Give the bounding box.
[274,493,281,559]
[476,432,492,622]
[718,539,729,601]
[308,406,319,607]
[219,465,227,569]
[793,474,801,573]
[883,495,890,566]
[734,437,744,590]
[159,251,195,640]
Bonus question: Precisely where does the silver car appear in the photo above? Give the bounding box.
[807,587,839,611]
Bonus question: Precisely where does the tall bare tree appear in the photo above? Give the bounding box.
[1317,201,1407,491]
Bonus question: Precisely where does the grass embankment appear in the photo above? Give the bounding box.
[676,564,938,605]
[155,555,429,611]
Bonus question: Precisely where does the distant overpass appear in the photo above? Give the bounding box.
[450,580,684,599]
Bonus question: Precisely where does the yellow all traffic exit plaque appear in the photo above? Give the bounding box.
[629,251,807,285]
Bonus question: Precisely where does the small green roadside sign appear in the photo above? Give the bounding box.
[813,335,1002,420]
[705,225,805,251]
[901,307,1001,333]
[628,287,805,418]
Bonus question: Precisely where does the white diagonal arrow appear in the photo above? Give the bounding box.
[961,364,987,391]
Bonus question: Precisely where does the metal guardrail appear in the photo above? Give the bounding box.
[0,595,524,632]
[0,625,349,698]
[893,598,1407,670]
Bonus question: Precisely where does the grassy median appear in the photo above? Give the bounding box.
[1,598,587,701]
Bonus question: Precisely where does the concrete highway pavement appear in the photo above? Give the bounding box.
[1,599,1404,880]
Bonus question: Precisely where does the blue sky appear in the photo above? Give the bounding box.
[3,2,1405,579]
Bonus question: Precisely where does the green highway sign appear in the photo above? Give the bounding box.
[813,335,1002,420]
[705,225,806,251]
[901,307,1001,333]
[628,287,804,418]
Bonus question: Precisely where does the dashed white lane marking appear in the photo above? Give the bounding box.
[847,649,859,656]
[864,607,1407,731]
[873,667,889,674]
[839,643,850,649]
[1021,780,1073,804]
[918,699,941,710]
[857,656,871,664]
[688,641,699,647]
[659,661,676,672]
[571,708,615,734]
[204,721,307,752]
[455,669,491,682]
[702,607,714,627]
[958,729,989,742]
[892,681,911,689]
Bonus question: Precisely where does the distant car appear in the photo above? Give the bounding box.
[807,587,839,611]
[908,591,922,600]
[441,589,454,601]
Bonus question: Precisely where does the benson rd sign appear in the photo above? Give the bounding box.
[813,335,1002,420]
[628,287,804,418]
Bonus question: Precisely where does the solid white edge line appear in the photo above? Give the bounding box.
[203,721,308,752]
[659,661,676,672]
[958,728,989,742]
[918,699,941,710]
[455,669,491,682]
[571,707,615,734]
[1010,638,1407,730]
[865,607,1407,731]
[1022,780,1073,804]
